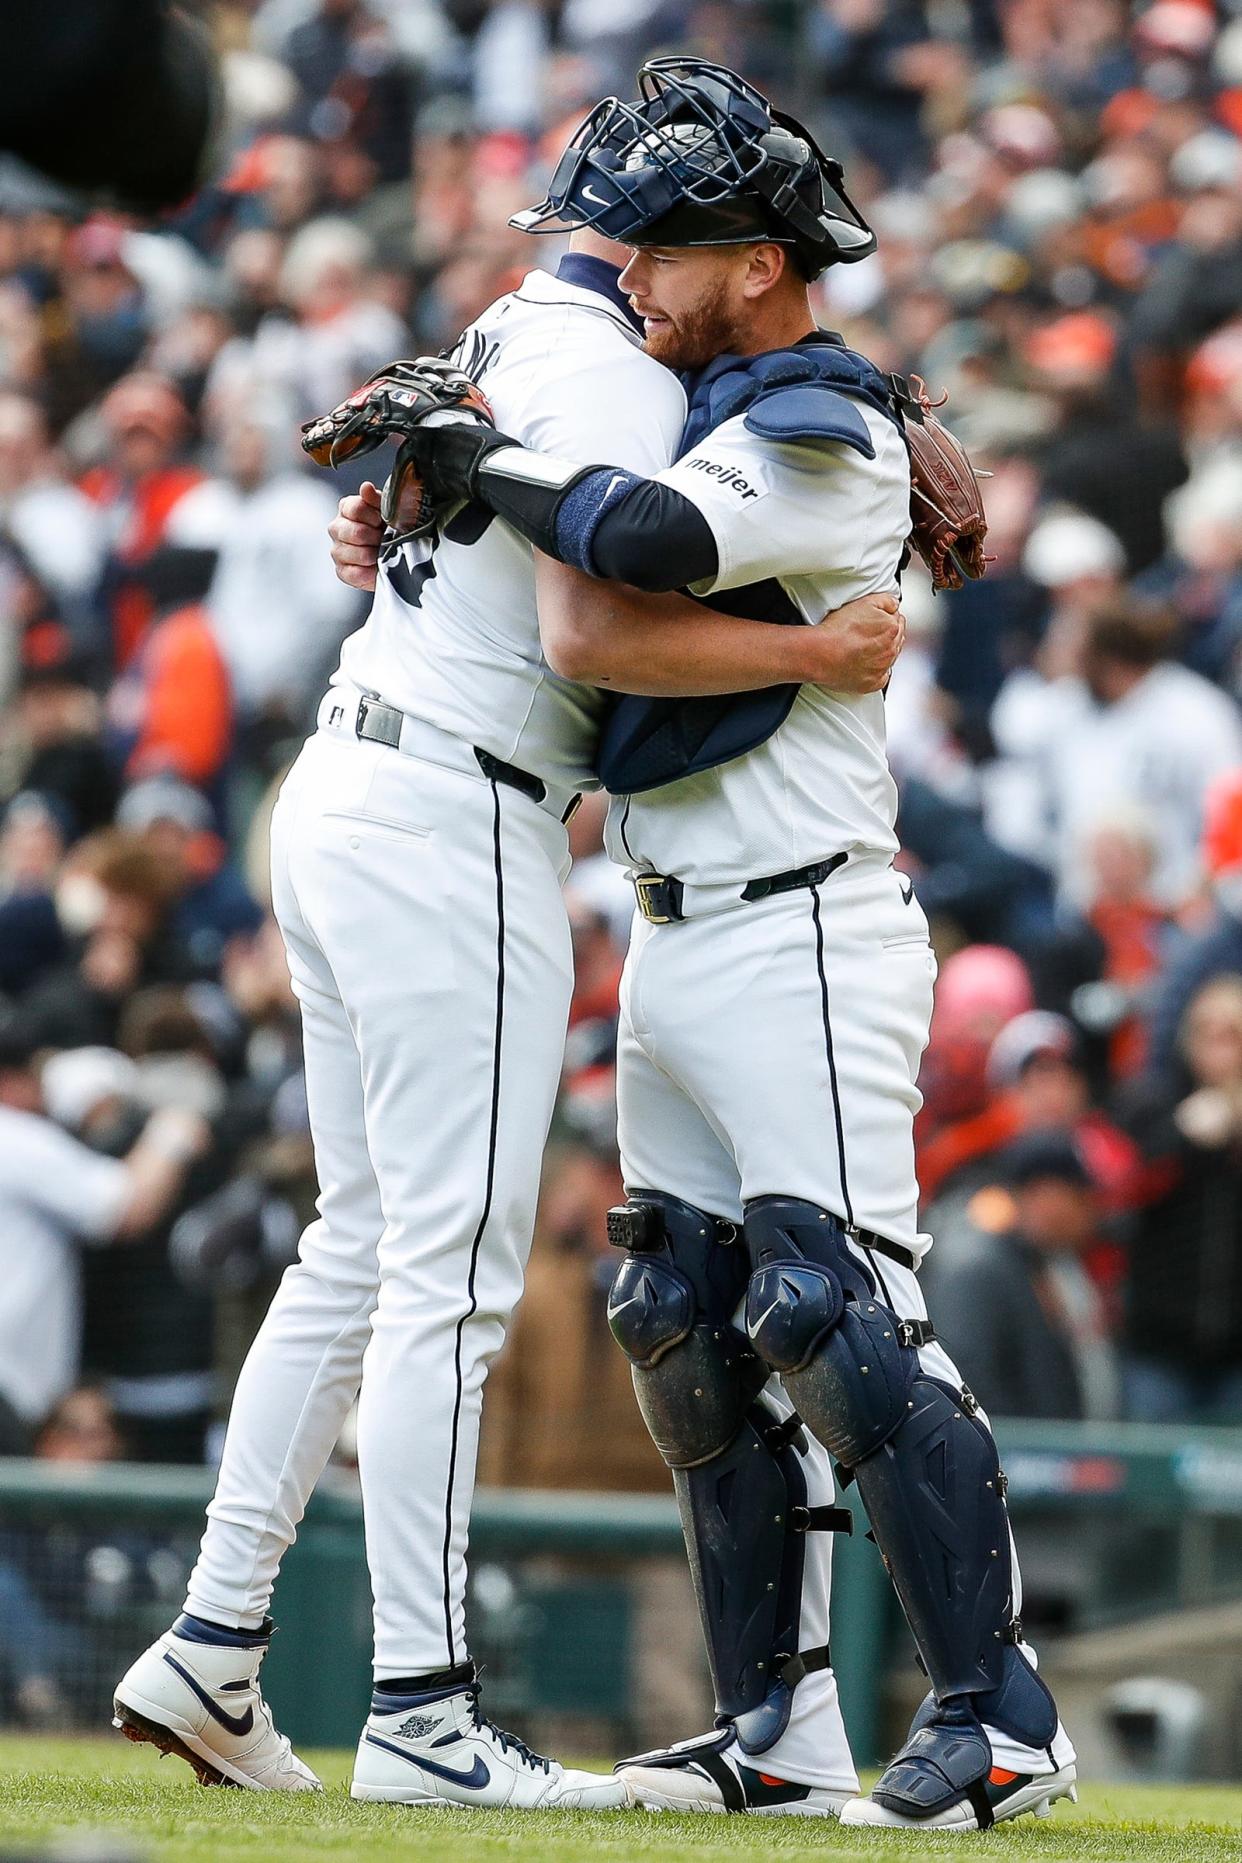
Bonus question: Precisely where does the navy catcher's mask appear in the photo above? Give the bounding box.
[511,58,876,280]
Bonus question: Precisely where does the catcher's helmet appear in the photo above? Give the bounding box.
[511,59,875,279]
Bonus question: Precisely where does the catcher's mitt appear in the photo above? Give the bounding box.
[300,357,493,542]
[899,376,989,593]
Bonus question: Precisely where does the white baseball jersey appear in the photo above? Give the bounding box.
[604,397,1066,1787]
[184,260,686,1681]
[337,264,687,794]
[604,404,911,886]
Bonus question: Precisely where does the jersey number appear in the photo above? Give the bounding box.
[387,551,437,608]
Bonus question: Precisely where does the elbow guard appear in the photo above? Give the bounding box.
[474,446,606,558]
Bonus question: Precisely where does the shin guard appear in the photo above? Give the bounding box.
[608,1192,848,1752]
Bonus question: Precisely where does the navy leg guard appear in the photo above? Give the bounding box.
[743,1195,1056,1809]
[607,1192,848,1753]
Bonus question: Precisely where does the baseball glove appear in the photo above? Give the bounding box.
[300,357,493,542]
[901,377,989,593]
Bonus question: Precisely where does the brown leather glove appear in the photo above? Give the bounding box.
[301,357,493,542]
[902,378,989,592]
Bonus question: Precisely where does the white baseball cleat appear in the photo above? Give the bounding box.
[351,1682,627,1809]
[112,1616,321,1791]
[617,1728,853,1818]
[840,1762,1078,1830]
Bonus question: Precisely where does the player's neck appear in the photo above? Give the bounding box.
[733,290,817,358]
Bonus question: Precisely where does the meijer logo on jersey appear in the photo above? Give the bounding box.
[682,455,761,501]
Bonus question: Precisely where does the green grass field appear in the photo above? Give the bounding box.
[1,1737,1240,1863]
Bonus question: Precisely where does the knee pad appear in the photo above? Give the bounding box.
[607,1192,761,1468]
[743,1196,915,1465]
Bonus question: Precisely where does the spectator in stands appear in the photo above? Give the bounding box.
[1027,312,1186,574]
[563,889,624,1093]
[4,626,117,835]
[0,790,68,995]
[116,777,261,973]
[0,392,106,633]
[1035,807,1184,1083]
[107,542,234,793]
[1147,768,1242,1081]
[922,1009,1139,1217]
[1141,457,1242,688]
[78,373,215,669]
[894,778,1055,951]
[924,1131,1120,1422]
[42,1039,223,1462]
[1038,600,1242,907]
[986,509,1127,874]
[0,1021,208,1434]
[207,217,407,423]
[203,393,358,740]
[36,1384,125,1464]
[21,829,193,1050]
[917,944,1035,1156]
[1123,975,1242,1422]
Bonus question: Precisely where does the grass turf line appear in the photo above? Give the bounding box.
[1,1737,1240,1862]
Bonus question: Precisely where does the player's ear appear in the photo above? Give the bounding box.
[741,242,787,300]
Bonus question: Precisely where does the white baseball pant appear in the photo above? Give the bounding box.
[617,854,1032,1786]
[184,703,573,1677]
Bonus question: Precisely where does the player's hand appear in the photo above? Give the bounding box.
[803,590,905,693]
[329,481,384,591]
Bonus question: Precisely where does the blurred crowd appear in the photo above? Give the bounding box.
[1,0,1242,1498]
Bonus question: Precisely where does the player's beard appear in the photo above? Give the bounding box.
[640,275,739,370]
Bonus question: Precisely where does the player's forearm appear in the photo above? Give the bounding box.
[536,558,807,696]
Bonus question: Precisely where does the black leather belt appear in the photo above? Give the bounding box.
[634,851,848,925]
[353,695,578,821]
[473,746,546,805]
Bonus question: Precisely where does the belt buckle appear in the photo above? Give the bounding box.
[635,873,673,925]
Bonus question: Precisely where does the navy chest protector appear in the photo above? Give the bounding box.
[593,334,907,797]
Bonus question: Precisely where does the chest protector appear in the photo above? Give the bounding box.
[593,333,908,798]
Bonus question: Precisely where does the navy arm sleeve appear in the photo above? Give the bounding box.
[470,446,719,591]
[560,474,719,590]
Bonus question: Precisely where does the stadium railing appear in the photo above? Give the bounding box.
[1,1418,1240,1761]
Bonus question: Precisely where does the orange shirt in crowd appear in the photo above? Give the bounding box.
[118,603,232,786]
[79,464,207,667]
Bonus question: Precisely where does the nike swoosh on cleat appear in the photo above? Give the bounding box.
[365,1730,491,1790]
[162,1653,255,1736]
